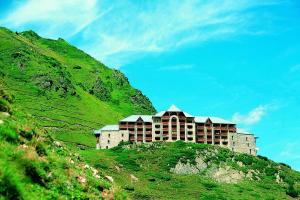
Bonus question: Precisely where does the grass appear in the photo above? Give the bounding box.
[0,26,156,142]
[73,142,300,200]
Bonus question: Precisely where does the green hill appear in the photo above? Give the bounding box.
[0,26,155,145]
[0,27,300,200]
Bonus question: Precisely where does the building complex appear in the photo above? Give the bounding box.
[94,105,258,155]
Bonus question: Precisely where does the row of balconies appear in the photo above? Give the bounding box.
[121,124,235,131]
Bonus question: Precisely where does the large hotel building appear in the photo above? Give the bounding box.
[94,105,258,155]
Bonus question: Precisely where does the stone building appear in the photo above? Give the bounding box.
[94,105,258,155]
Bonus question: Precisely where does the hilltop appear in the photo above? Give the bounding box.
[0,27,300,199]
[0,26,155,142]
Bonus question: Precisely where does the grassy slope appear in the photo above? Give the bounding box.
[0,91,127,199]
[0,27,155,144]
[77,142,300,200]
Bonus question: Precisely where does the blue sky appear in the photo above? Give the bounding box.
[1,0,300,170]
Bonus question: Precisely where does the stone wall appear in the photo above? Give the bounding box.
[98,130,129,149]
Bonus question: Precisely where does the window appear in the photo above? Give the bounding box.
[250,149,252,154]
[246,137,248,141]
[121,133,124,137]
[108,134,110,138]
[155,124,160,128]
[106,146,108,149]
[233,142,235,146]
[108,140,110,144]
[247,143,250,147]
[232,136,234,140]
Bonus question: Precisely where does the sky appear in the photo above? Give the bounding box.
[0,0,300,171]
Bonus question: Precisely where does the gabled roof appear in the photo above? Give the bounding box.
[94,124,119,134]
[120,115,152,122]
[194,116,208,123]
[167,104,181,112]
[209,117,235,124]
[154,105,193,118]
[154,111,165,117]
[194,116,235,124]
[183,112,193,118]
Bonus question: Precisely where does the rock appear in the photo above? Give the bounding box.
[53,141,61,147]
[195,156,207,171]
[115,165,121,172]
[77,175,86,184]
[275,173,283,184]
[1,112,10,117]
[209,166,244,183]
[105,175,114,183]
[170,161,199,174]
[130,174,138,182]
[237,161,244,167]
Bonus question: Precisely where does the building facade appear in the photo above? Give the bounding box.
[94,105,258,155]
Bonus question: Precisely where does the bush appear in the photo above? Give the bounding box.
[202,181,218,190]
[279,162,291,169]
[36,143,48,156]
[21,159,50,186]
[235,154,254,166]
[0,125,19,143]
[19,129,34,141]
[286,184,299,198]
[0,166,25,200]
[0,98,11,113]
[257,155,269,161]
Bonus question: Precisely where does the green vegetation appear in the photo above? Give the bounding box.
[1,26,300,199]
[74,141,300,199]
[0,94,127,199]
[0,26,155,138]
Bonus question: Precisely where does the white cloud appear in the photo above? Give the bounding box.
[232,105,267,125]
[1,0,282,66]
[1,0,99,38]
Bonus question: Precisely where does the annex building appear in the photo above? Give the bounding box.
[94,105,258,155]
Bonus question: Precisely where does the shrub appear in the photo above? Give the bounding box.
[36,143,48,157]
[0,166,25,200]
[19,129,34,141]
[21,159,49,186]
[0,125,19,143]
[202,181,218,190]
[279,162,291,169]
[265,167,278,176]
[0,98,11,113]
[286,184,299,198]
[257,155,269,161]
[235,154,254,166]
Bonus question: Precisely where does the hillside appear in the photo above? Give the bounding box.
[0,26,155,144]
[1,27,300,200]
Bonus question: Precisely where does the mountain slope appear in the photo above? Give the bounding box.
[78,142,300,200]
[0,27,155,140]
